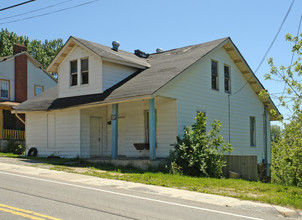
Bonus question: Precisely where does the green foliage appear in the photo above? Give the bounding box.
[0,28,63,70]
[271,114,302,187]
[265,32,302,187]
[6,138,25,155]
[270,125,282,143]
[166,112,232,178]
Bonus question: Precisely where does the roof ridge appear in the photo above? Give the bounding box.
[149,37,229,55]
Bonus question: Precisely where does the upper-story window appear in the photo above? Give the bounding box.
[81,58,89,85]
[0,79,9,99]
[224,65,231,93]
[34,85,44,96]
[70,60,78,86]
[211,60,218,90]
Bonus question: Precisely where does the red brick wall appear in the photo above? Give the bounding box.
[14,44,28,102]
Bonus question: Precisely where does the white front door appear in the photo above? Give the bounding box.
[90,117,103,157]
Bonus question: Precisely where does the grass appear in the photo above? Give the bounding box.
[1,152,302,210]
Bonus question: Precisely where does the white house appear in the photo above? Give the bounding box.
[14,36,280,168]
[0,44,57,145]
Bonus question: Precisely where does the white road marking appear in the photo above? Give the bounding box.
[0,170,263,220]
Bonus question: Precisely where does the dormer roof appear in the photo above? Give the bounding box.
[47,36,150,73]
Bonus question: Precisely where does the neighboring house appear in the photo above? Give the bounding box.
[0,44,57,144]
[14,36,280,168]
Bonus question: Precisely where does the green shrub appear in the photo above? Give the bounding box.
[6,138,25,155]
[166,112,232,178]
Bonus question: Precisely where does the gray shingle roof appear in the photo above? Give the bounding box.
[72,37,151,68]
[14,37,228,111]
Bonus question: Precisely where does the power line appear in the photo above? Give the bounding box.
[0,0,100,25]
[232,0,295,96]
[0,0,37,12]
[0,0,75,21]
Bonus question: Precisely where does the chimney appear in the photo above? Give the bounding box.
[13,44,27,55]
[14,44,28,102]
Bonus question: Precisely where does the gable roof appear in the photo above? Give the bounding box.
[0,52,57,82]
[15,37,281,120]
[47,36,150,73]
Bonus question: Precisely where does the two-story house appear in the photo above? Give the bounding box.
[0,44,57,148]
[14,36,280,170]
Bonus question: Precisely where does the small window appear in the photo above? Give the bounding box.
[70,60,78,86]
[211,60,218,90]
[224,65,231,93]
[0,79,9,99]
[250,116,256,146]
[81,58,89,85]
[34,85,44,96]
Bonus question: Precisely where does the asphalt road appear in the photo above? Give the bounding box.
[0,169,289,220]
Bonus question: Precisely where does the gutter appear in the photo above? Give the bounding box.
[263,105,269,176]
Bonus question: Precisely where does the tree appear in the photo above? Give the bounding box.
[265,32,302,186]
[270,124,282,143]
[165,112,232,178]
[0,28,63,70]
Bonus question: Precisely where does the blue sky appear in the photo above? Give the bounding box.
[1,0,301,121]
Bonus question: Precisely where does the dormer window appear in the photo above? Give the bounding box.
[70,60,78,86]
[81,58,88,85]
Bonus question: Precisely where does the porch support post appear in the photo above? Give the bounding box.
[149,98,156,160]
[111,104,118,159]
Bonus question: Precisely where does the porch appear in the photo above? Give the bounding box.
[79,96,177,160]
[0,102,25,140]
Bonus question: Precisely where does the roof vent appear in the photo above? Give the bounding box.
[156,48,163,53]
[134,49,149,58]
[112,41,120,51]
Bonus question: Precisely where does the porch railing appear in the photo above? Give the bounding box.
[2,129,25,140]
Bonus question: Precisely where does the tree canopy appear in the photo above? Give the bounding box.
[265,32,302,186]
[0,28,63,70]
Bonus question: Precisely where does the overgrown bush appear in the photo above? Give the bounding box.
[6,138,25,155]
[165,112,232,178]
[271,114,302,187]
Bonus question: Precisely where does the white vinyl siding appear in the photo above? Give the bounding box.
[58,46,102,98]
[102,61,137,91]
[0,59,14,101]
[27,60,57,99]
[158,46,267,163]
[26,110,81,158]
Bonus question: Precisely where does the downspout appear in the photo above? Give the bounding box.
[15,111,25,125]
[263,105,268,176]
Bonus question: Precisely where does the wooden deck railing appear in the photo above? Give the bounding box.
[2,129,25,140]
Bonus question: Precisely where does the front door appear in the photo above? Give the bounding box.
[90,117,103,157]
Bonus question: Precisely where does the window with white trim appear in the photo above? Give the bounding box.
[224,65,231,93]
[70,60,78,86]
[211,60,218,90]
[81,58,89,85]
[0,79,9,99]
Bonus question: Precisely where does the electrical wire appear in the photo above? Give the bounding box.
[0,0,75,21]
[231,0,295,96]
[0,0,100,25]
[0,0,37,12]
